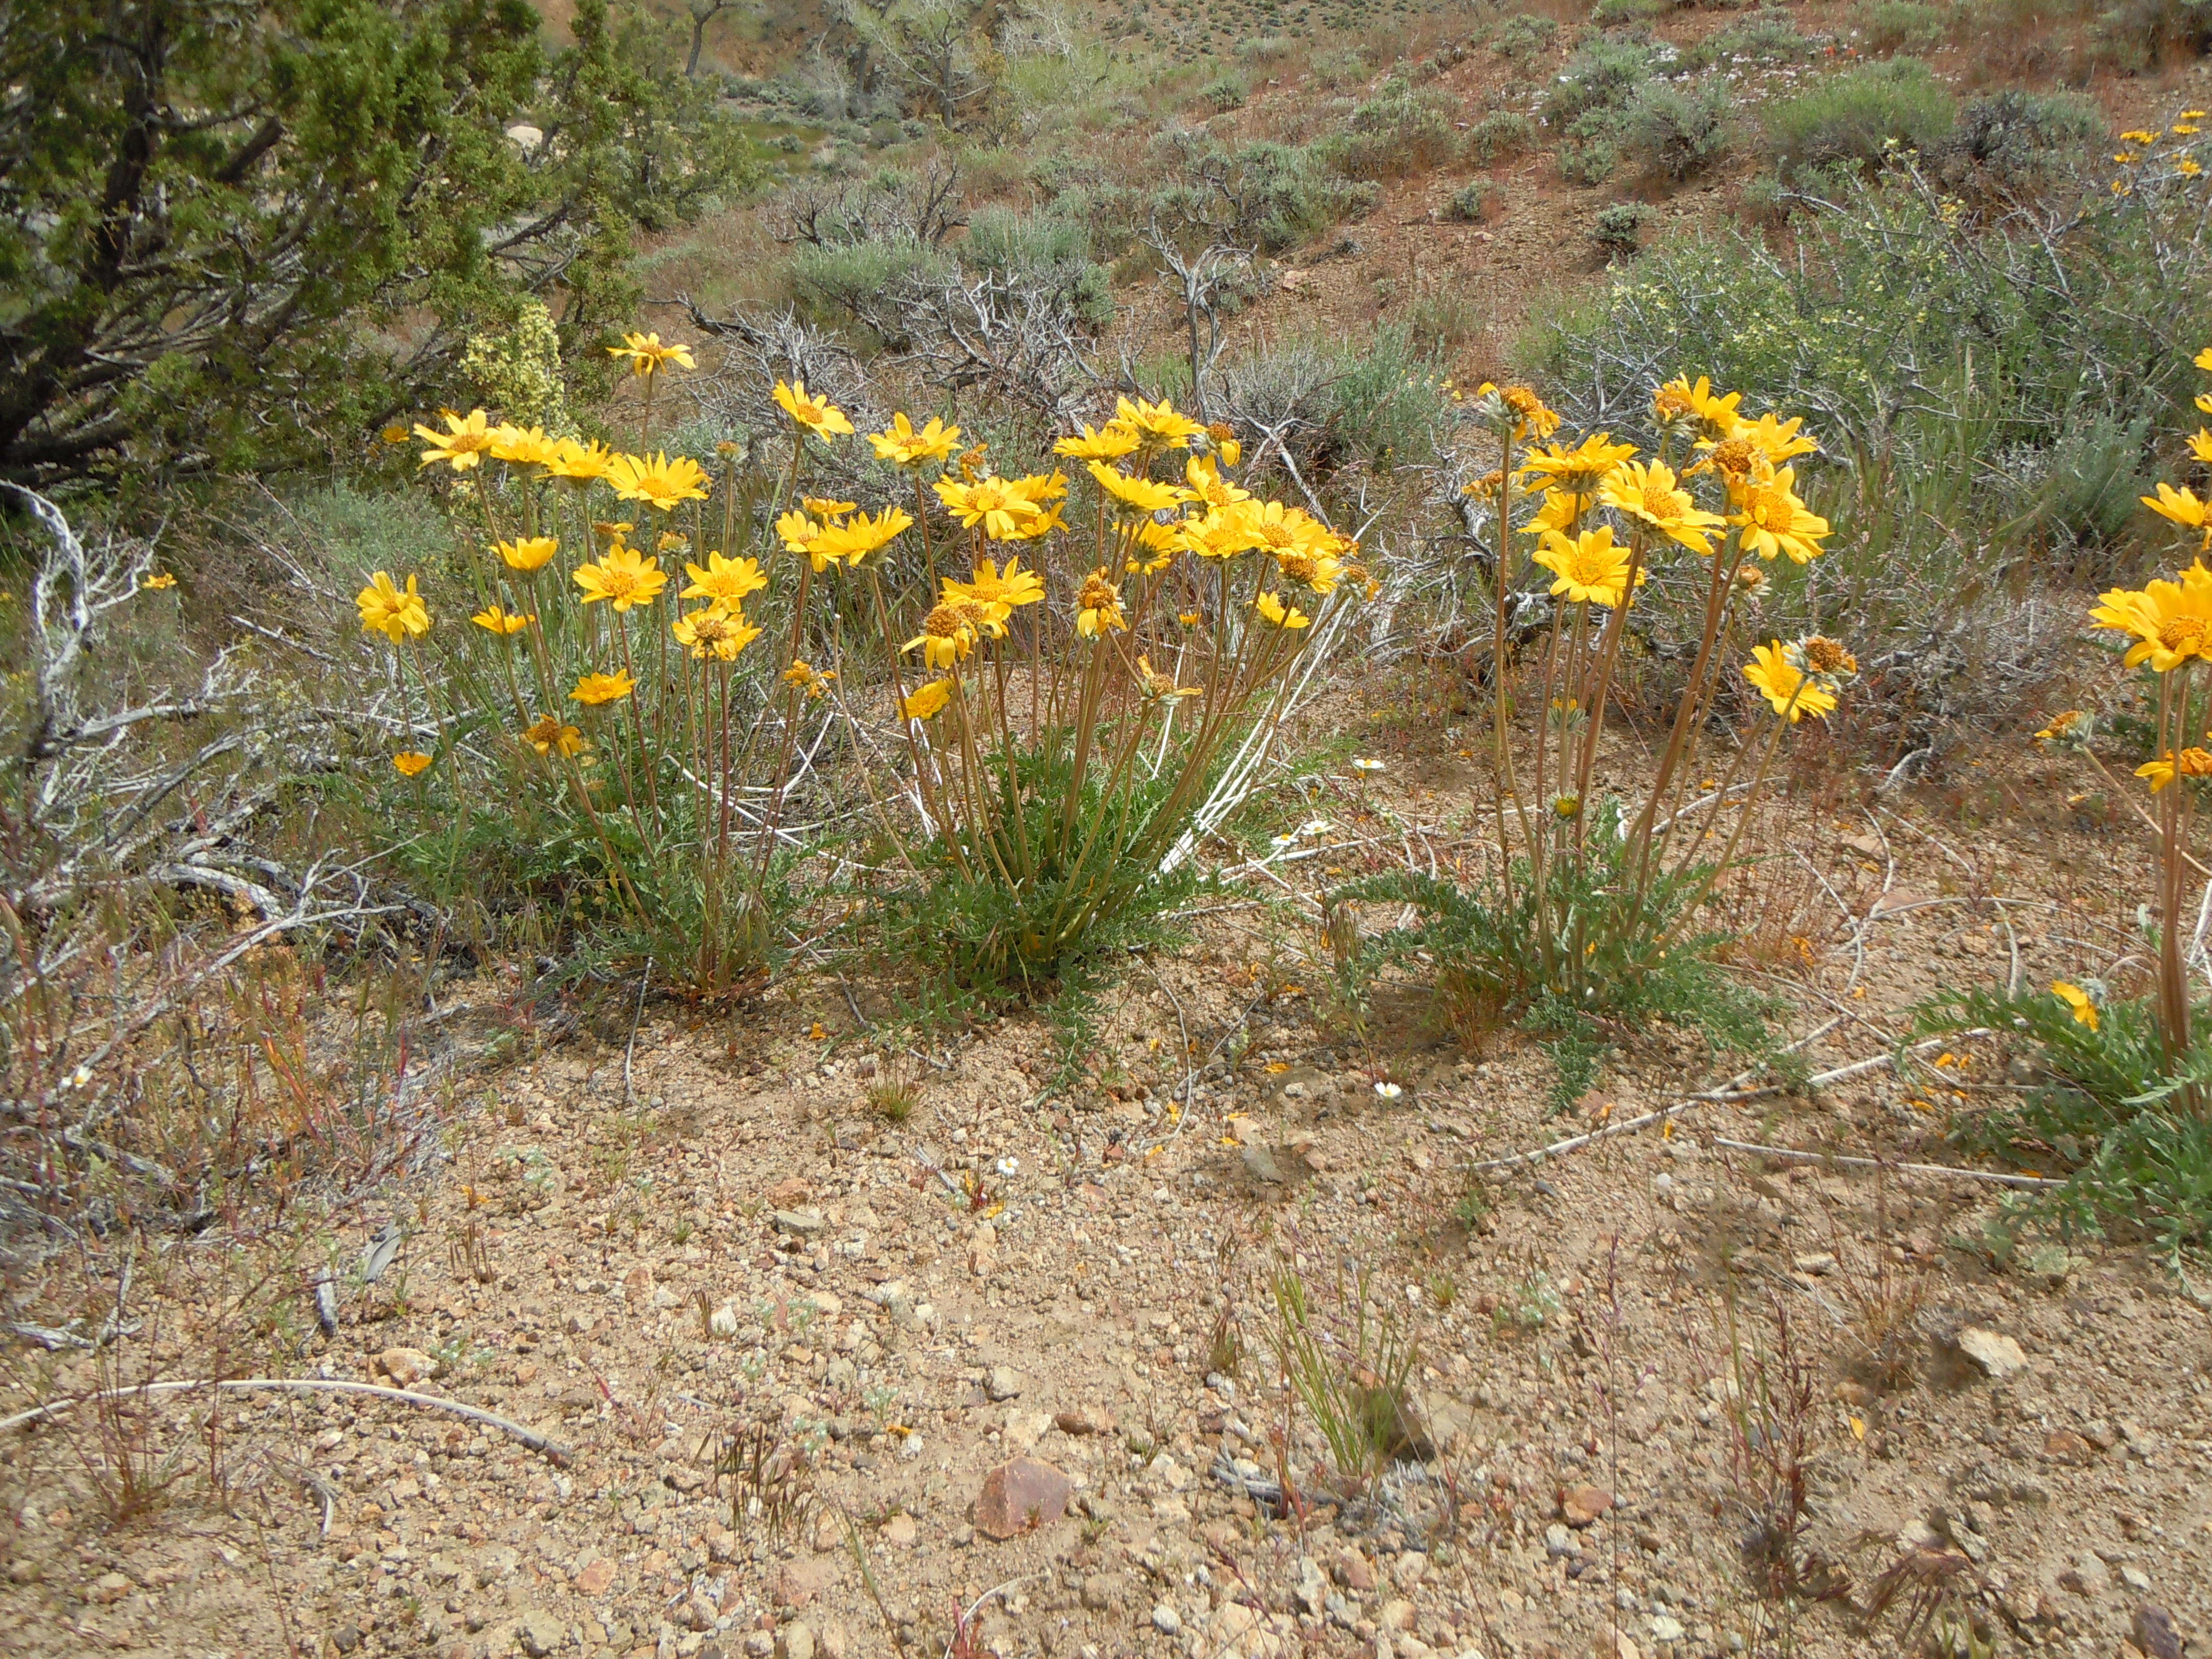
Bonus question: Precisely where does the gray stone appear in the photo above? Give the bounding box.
[985,1366,1026,1402]
[1294,1557,1328,1617]
[772,1208,826,1236]
[1650,1613,1687,1644]
[1151,1603,1183,1636]
[1956,1328,2028,1379]
[2133,1604,2184,1659]
[1080,1573,1127,1611]
[776,1622,816,1659]
[517,1608,567,1656]
[329,1629,361,1655]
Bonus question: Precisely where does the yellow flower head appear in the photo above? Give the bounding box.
[607,452,711,513]
[1729,465,1831,563]
[1733,412,1821,465]
[2051,981,2099,1031]
[1075,568,1126,638]
[1179,502,1267,560]
[2195,345,2212,373]
[1652,375,1744,440]
[1525,487,1595,537]
[471,604,535,635]
[814,506,916,566]
[357,571,430,641]
[869,412,962,469]
[1088,460,1190,517]
[1184,454,1253,510]
[682,551,769,611]
[1255,590,1311,630]
[2190,430,2212,466]
[606,331,695,378]
[141,571,177,590]
[572,544,668,611]
[784,660,837,699]
[1533,524,1643,608]
[1601,459,1728,555]
[569,670,636,707]
[772,379,855,440]
[2139,747,2212,792]
[904,599,991,669]
[775,510,831,567]
[671,606,761,661]
[1054,420,1141,462]
[2121,129,2161,145]
[1792,634,1858,683]
[1113,395,1205,452]
[944,556,1045,622]
[1205,422,1242,466]
[2090,559,2212,670]
[1518,433,1637,494]
[496,536,559,572]
[524,716,585,757]
[803,496,857,520]
[547,438,618,483]
[393,751,433,777]
[414,409,496,472]
[933,475,1047,541]
[2143,481,2212,548]
[1742,641,1837,722]
[487,424,561,469]
[901,679,953,721]
[2034,709,2087,748]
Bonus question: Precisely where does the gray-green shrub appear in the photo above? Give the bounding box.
[1765,58,1957,179]
[1684,8,1822,67]
[1446,178,1495,220]
[1592,201,1652,253]
[1492,12,1559,60]
[1541,35,1664,132]
[1467,111,1540,162]
[1940,89,2105,185]
[1620,76,1734,181]
[1860,0,1951,54]
[1323,77,1466,180]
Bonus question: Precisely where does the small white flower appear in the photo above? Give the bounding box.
[996,1157,1019,1177]
[1373,1081,1403,1100]
[1270,833,1297,849]
[1352,757,1386,773]
[66,1064,91,1089]
[1298,818,1334,840]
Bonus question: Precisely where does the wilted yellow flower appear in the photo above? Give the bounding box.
[414,409,496,472]
[1136,655,1202,701]
[524,716,585,756]
[547,438,618,483]
[393,751,433,777]
[1793,634,1858,682]
[496,536,559,571]
[1729,466,1830,563]
[606,331,695,377]
[569,670,636,706]
[672,606,760,661]
[357,571,430,641]
[2051,981,2099,1031]
[1075,569,1126,638]
[1533,525,1643,607]
[2034,709,2086,747]
[2091,560,2212,670]
[1743,641,1836,722]
[1652,375,1743,440]
[1205,422,1242,466]
[869,413,962,468]
[901,679,953,721]
[682,551,768,611]
[1473,382,1561,440]
[471,605,534,635]
[380,424,411,445]
[572,544,668,611]
[1519,433,1637,493]
[607,452,710,513]
[1255,590,1310,630]
[488,424,560,468]
[784,661,836,699]
[1601,459,1728,555]
[905,601,984,669]
[141,572,177,590]
[772,379,854,439]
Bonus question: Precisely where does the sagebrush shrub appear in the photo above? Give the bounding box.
[1467,111,1539,163]
[1324,77,1466,179]
[1592,201,1653,253]
[1445,178,1495,221]
[1765,58,1957,178]
[1620,75,1734,182]
[1860,0,1950,54]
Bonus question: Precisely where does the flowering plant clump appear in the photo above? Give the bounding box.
[369,333,1358,993]
[1336,375,1848,1087]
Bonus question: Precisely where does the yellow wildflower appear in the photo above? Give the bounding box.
[356,571,430,641]
[901,679,953,721]
[671,607,761,661]
[1600,459,1728,555]
[934,475,1046,540]
[1742,641,1837,722]
[682,551,768,611]
[2090,560,2212,670]
[1533,525,1643,607]
[1113,395,1206,451]
[569,670,636,707]
[141,572,177,590]
[772,379,854,440]
[814,506,916,565]
[471,605,534,634]
[1518,433,1637,493]
[607,452,710,513]
[1256,590,1311,630]
[523,716,585,757]
[1075,569,1126,638]
[547,438,618,483]
[572,544,668,611]
[414,409,496,472]
[496,536,559,571]
[1055,421,1141,461]
[868,412,962,469]
[393,751,433,777]
[2051,981,2099,1031]
[1729,465,1831,563]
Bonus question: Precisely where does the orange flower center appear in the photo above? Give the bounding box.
[2160,615,2208,654]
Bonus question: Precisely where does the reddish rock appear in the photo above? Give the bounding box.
[1562,1484,1613,1527]
[2043,1429,2096,1463]
[767,1177,813,1207]
[973,1457,1072,1540]
[1334,1551,1376,1592]
[575,1558,615,1597]
[1053,1408,1115,1437]
[775,1557,838,1610]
